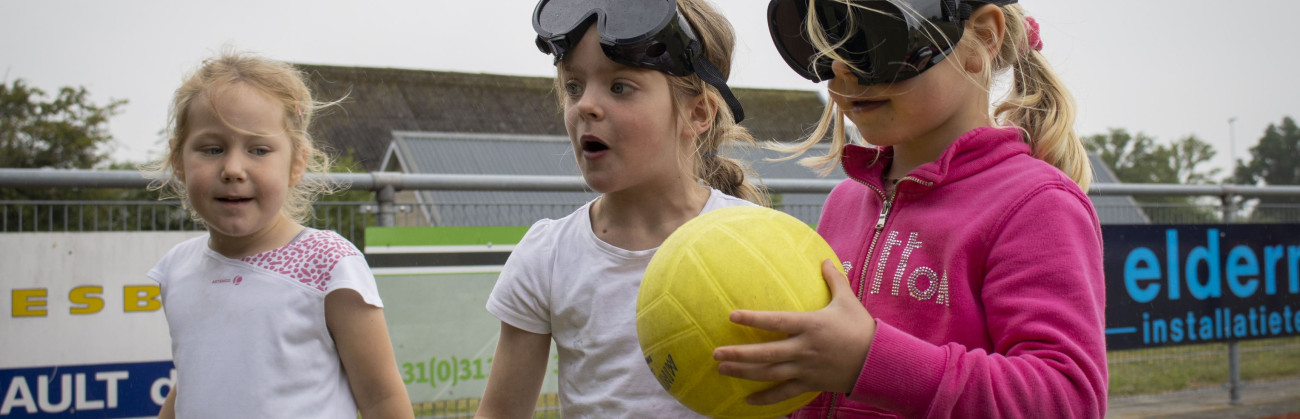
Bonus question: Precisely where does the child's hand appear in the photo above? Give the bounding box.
[713,259,876,405]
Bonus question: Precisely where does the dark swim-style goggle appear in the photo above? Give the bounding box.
[768,0,1016,85]
[533,0,745,123]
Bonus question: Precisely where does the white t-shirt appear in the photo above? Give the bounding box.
[486,189,755,417]
[148,229,383,419]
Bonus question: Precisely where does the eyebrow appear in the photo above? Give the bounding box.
[558,62,580,78]
[185,131,223,142]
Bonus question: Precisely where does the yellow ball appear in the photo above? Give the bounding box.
[637,206,838,418]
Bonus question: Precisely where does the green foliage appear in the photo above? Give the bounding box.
[1084,129,1221,185]
[1085,129,1163,183]
[1235,116,1300,187]
[1,79,133,202]
[1233,117,1300,221]
[1,79,126,170]
[1084,129,1221,223]
[0,79,183,232]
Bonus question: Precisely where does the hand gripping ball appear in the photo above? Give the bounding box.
[636,206,839,418]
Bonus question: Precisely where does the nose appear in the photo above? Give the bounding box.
[220,155,246,183]
[830,60,858,82]
[572,88,603,122]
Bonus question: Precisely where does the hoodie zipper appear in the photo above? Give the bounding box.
[857,176,932,298]
[825,162,885,418]
[826,171,931,418]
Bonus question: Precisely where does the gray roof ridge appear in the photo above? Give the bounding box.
[392,131,569,143]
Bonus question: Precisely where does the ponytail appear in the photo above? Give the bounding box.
[993,5,1092,191]
[674,0,771,207]
[679,73,770,207]
[699,148,770,207]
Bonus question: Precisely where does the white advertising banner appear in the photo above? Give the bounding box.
[1,232,202,418]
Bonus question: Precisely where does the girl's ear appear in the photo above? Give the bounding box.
[682,94,717,139]
[289,151,307,187]
[963,4,1007,73]
[170,151,186,183]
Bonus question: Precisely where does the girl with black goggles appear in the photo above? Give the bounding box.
[714,1,1106,417]
[478,1,769,417]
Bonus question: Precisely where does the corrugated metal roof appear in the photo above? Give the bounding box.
[390,132,839,225]
[396,132,581,176]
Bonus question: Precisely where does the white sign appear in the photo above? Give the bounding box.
[1,232,201,418]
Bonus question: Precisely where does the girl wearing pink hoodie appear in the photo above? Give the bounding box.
[712,1,1106,417]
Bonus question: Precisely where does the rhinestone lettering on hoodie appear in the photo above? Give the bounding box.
[869,229,949,306]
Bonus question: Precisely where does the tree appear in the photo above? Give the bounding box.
[1,79,126,170]
[1233,116,1300,220]
[1235,116,1299,188]
[1158,134,1221,185]
[1084,129,1220,185]
[1,79,130,203]
[1085,129,1164,183]
[0,79,143,231]
[1084,128,1221,223]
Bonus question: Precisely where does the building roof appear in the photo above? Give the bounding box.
[294,63,1145,226]
[297,64,828,171]
[382,131,841,226]
[1088,153,1150,224]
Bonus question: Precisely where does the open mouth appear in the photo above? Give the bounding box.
[581,137,610,153]
[216,197,253,204]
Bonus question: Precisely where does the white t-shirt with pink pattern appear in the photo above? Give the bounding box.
[148,229,383,419]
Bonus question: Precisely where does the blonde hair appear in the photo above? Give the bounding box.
[772,1,1092,191]
[552,0,769,206]
[145,49,340,224]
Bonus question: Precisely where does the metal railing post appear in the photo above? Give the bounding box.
[1221,192,1243,405]
[370,172,404,228]
[377,185,396,228]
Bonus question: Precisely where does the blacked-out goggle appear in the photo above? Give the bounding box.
[533,0,745,123]
[767,0,1016,86]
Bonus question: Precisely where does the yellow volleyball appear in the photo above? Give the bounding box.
[637,206,838,418]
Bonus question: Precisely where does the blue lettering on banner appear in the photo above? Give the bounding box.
[1105,224,1300,350]
[0,361,173,418]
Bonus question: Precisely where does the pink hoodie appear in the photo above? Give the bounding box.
[791,126,1107,418]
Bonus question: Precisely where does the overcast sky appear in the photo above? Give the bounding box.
[3,0,1297,178]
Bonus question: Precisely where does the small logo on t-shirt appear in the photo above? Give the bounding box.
[211,275,243,285]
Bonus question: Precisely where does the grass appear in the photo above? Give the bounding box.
[403,338,1300,416]
[412,393,560,418]
[1108,336,1300,396]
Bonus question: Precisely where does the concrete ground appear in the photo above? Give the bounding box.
[1107,379,1300,419]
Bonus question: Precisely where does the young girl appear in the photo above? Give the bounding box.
[714,1,1107,417]
[476,0,766,416]
[146,51,413,418]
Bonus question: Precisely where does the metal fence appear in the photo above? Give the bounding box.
[3,168,1300,417]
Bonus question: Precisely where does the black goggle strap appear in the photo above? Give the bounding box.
[960,0,1018,15]
[691,56,745,124]
[657,11,745,123]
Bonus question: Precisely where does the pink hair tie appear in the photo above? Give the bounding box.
[1024,16,1044,52]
